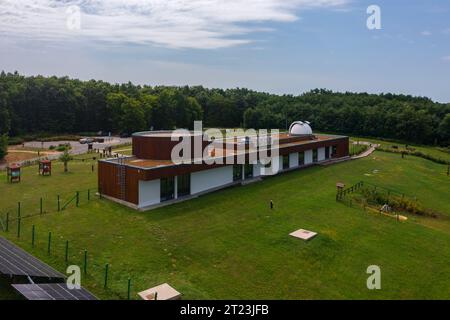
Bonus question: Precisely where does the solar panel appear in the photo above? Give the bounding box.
[0,236,64,279]
[12,283,97,300]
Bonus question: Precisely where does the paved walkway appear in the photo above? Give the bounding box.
[351,143,379,160]
[321,142,379,166]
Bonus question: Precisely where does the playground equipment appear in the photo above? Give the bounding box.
[39,159,52,176]
[7,164,21,183]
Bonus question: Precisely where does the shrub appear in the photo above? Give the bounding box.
[360,187,438,218]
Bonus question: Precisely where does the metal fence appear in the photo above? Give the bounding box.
[0,188,100,230]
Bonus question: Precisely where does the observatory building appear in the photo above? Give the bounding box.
[98,122,349,210]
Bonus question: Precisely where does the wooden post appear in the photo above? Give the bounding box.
[40,198,43,214]
[57,195,60,212]
[88,189,90,201]
[76,192,80,207]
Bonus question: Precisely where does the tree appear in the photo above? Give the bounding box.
[438,113,450,145]
[59,150,73,173]
[120,98,146,134]
[0,134,7,160]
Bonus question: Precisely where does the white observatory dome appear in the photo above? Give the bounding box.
[289,121,313,136]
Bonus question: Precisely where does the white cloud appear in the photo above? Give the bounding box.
[0,0,348,49]
[420,31,432,36]
[442,56,450,62]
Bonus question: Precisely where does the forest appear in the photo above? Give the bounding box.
[0,71,449,159]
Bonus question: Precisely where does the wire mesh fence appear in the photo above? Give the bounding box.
[336,180,425,217]
[0,218,135,300]
[0,188,101,229]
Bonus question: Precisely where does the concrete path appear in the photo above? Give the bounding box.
[320,142,379,166]
[351,143,379,160]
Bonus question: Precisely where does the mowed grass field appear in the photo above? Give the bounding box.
[0,149,449,300]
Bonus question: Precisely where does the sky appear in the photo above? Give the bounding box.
[0,0,449,102]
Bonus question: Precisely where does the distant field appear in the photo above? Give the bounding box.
[350,136,450,163]
[0,146,449,300]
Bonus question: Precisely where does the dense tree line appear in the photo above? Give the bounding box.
[0,72,449,159]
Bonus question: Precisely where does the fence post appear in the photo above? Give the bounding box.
[40,198,43,215]
[31,225,35,247]
[76,192,80,207]
[127,278,131,300]
[64,240,69,263]
[17,217,21,238]
[84,250,87,275]
[17,202,21,217]
[47,232,52,254]
[57,195,60,212]
[104,264,109,289]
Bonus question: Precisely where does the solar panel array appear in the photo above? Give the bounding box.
[0,236,64,279]
[12,283,97,300]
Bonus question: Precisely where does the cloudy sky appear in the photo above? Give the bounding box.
[1,0,449,102]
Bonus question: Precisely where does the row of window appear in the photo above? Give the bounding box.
[160,173,191,202]
[282,147,334,170]
[160,146,338,202]
[233,164,253,181]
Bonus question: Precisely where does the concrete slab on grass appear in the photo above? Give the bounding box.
[138,283,181,301]
[290,229,317,241]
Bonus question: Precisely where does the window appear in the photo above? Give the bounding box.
[177,174,190,197]
[233,165,242,181]
[332,145,337,157]
[325,147,330,159]
[298,152,305,166]
[313,149,318,163]
[283,155,289,170]
[160,177,175,202]
[244,164,253,179]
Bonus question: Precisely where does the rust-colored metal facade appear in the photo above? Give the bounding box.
[98,133,349,206]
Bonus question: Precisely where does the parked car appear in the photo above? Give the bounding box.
[79,138,94,144]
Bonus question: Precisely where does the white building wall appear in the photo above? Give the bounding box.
[289,152,299,168]
[304,150,313,164]
[139,179,160,208]
[191,166,233,194]
[253,162,263,178]
[318,147,326,162]
[279,155,285,172]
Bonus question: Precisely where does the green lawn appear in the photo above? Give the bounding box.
[350,136,450,163]
[0,277,21,300]
[0,150,449,300]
